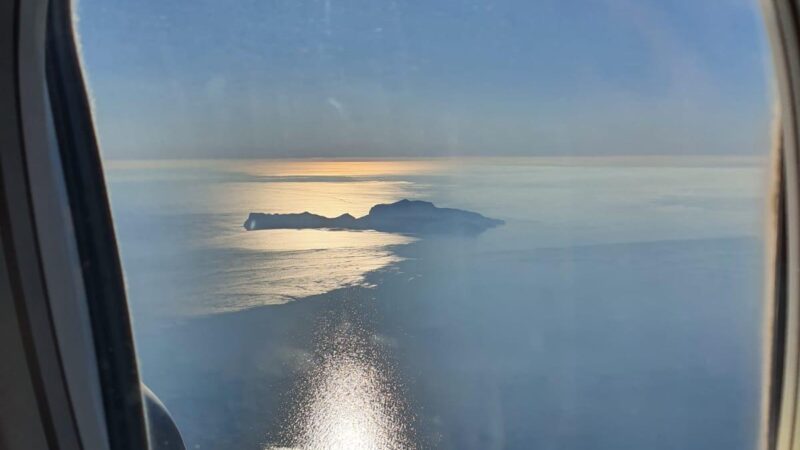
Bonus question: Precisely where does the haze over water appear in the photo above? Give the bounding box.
[106,156,767,450]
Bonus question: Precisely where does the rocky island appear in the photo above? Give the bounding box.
[244,199,504,235]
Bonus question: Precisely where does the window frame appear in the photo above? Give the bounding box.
[762,1,800,449]
[1,0,147,448]
[1,0,798,449]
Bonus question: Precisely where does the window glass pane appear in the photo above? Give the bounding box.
[77,1,774,449]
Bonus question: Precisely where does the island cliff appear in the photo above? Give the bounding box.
[244,199,504,235]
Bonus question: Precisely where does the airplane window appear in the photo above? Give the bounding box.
[76,1,774,449]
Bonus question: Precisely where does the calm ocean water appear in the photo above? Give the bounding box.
[105,157,768,449]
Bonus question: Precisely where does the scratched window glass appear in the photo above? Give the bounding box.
[78,1,772,449]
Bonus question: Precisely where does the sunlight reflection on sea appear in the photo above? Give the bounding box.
[201,229,415,312]
[267,319,416,450]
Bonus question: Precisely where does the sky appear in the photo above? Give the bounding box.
[76,0,774,159]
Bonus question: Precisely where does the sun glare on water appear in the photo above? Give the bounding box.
[269,322,416,450]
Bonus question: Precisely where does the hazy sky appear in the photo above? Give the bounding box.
[77,0,774,159]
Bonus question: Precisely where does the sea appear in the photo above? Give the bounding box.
[104,156,768,450]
